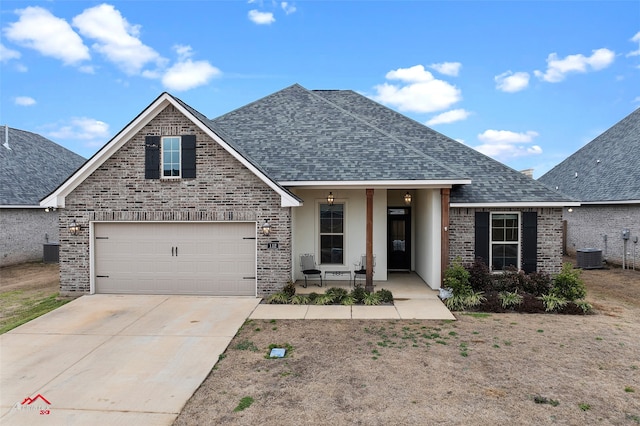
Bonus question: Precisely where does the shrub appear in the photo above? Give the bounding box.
[498,290,524,309]
[351,286,366,303]
[282,280,296,297]
[326,287,348,303]
[539,294,568,312]
[444,258,472,296]
[290,294,310,305]
[375,288,394,303]
[467,258,492,292]
[363,292,381,305]
[552,263,586,301]
[524,271,553,296]
[493,266,527,293]
[341,295,356,305]
[313,293,334,305]
[267,292,290,304]
[445,290,486,311]
[574,300,593,314]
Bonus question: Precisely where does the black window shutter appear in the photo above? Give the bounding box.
[522,211,538,273]
[144,136,160,179]
[475,212,490,266]
[181,135,196,178]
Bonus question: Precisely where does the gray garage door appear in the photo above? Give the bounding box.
[94,222,256,296]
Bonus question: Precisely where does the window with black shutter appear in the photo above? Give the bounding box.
[522,212,538,273]
[144,135,196,179]
[475,212,489,266]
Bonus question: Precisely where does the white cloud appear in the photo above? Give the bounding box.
[534,48,615,83]
[429,62,461,77]
[72,4,162,75]
[281,2,297,15]
[372,65,462,113]
[15,96,36,106]
[248,10,275,25]
[3,6,90,65]
[0,43,21,62]
[426,109,471,126]
[627,31,640,57]
[495,71,530,93]
[47,117,110,145]
[161,45,221,91]
[474,129,542,159]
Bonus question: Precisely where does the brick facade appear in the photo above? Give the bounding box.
[564,204,639,267]
[1,208,59,266]
[59,105,291,296]
[449,207,563,274]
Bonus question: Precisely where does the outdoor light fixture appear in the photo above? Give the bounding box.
[568,208,573,213]
[261,220,271,236]
[327,192,334,206]
[69,220,81,236]
[404,192,412,205]
[44,207,56,213]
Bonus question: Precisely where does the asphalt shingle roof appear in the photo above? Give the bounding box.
[211,84,569,204]
[0,127,85,205]
[538,108,640,202]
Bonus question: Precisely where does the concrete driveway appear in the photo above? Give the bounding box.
[0,295,260,425]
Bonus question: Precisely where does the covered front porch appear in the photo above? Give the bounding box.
[290,187,452,290]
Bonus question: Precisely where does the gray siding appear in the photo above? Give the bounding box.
[60,104,291,296]
[449,207,563,274]
[564,204,640,267]
[1,209,59,266]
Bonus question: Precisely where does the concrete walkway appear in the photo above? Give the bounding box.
[0,295,260,425]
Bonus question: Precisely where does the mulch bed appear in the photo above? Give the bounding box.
[467,290,588,315]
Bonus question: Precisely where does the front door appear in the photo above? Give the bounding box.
[388,208,411,271]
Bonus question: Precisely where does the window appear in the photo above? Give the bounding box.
[319,203,344,264]
[490,213,520,270]
[162,136,181,178]
[145,135,196,180]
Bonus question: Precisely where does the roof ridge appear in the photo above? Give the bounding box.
[306,88,468,180]
[212,83,305,122]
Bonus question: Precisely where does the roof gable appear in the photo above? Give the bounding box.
[0,127,85,206]
[539,108,640,202]
[41,93,301,208]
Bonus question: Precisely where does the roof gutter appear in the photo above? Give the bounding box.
[280,179,472,189]
[451,201,580,208]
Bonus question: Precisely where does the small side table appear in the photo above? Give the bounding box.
[324,270,352,284]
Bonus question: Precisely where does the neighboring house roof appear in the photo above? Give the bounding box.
[0,126,85,206]
[539,107,640,203]
[213,84,571,205]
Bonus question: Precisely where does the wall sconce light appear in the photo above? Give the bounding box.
[327,192,334,206]
[567,208,573,213]
[404,192,412,205]
[261,220,271,236]
[69,220,81,236]
[44,207,56,213]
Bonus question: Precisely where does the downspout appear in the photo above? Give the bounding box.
[441,188,450,287]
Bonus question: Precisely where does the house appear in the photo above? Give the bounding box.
[41,84,574,297]
[539,107,640,267]
[1,126,85,266]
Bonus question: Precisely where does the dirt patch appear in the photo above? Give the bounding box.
[175,264,640,426]
[1,262,60,293]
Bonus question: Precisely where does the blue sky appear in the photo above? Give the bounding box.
[1,1,639,178]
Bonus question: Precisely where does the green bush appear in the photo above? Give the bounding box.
[552,263,586,301]
[539,294,568,312]
[290,294,310,305]
[445,290,486,311]
[351,286,366,303]
[498,290,524,309]
[326,287,348,303]
[375,288,394,303]
[313,293,334,305]
[444,258,472,296]
[363,292,381,305]
[267,292,290,304]
[282,280,296,297]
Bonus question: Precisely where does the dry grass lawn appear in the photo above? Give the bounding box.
[176,264,640,426]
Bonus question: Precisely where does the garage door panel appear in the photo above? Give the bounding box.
[95,223,256,296]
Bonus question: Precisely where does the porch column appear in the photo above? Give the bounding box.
[441,188,450,286]
[365,188,374,292]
